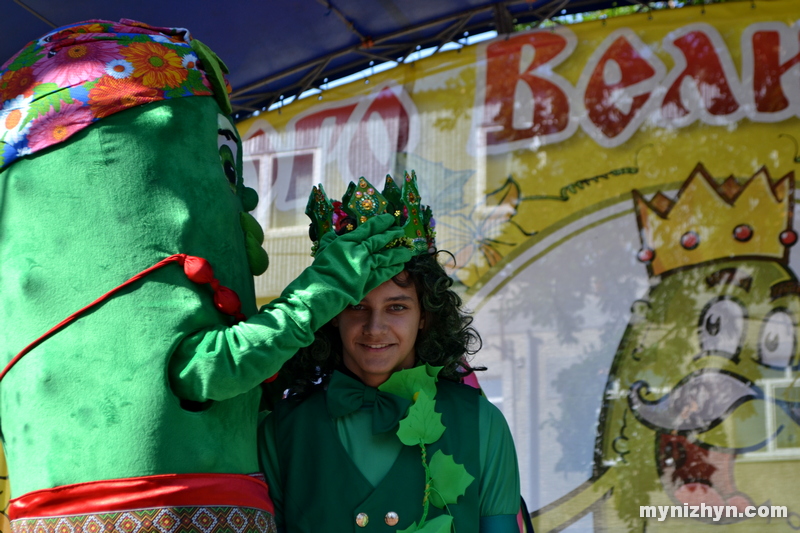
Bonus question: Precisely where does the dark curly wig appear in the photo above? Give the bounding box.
[267,251,483,402]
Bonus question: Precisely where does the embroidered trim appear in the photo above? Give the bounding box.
[11,506,277,533]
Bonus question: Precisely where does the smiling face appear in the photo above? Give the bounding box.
[333,273,425,387]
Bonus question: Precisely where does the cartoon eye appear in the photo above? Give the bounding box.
[217,114,240,193]
[698,297,745,358]
[757,309,796,369]
[219,143,237,191]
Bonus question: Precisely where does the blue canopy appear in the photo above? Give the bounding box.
[3,0,635,116]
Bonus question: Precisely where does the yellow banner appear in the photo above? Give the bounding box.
[239,1,800,530]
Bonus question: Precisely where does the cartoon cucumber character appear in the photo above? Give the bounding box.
[534,165,800,531]
[0,20,409,527]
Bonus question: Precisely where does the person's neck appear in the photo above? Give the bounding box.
[335,365,388,388]
[336,364,368,384]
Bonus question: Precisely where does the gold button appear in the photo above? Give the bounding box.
[356,512,369,527]
[385,511,399,526]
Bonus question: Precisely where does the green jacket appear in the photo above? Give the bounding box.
[265,378,482,532]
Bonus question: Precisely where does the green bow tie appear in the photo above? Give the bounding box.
[326,371,412,434]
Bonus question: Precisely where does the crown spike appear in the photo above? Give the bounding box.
[633,164,794,276]
[400,170,428,254]
[305,184,334,243]
[344,177,388,225]
[382,174,404,223]
[306,171,436,256]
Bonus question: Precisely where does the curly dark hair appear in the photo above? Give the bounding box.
[265,251,483,402]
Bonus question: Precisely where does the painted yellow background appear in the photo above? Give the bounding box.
[239,0,800,298]
[235,2,800,531]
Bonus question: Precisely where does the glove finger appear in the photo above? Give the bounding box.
[315,230,337,255]
[361,225,408,254]
[363,262,407,295]
[372,243,413,267]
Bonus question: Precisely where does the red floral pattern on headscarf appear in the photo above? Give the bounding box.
[0,19,229,170]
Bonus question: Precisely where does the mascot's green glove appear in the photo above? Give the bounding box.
[169,213,412,402]
[279,213,412,323]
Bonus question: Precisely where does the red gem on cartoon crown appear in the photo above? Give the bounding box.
[780,230,798,246]
[733,224,753,242]
[680,231,699,250]
[637,248,654,263]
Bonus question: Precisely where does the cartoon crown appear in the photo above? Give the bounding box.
[633,163,796,277]
[305,170,436,256]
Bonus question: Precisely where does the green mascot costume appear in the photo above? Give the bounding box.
[0,19,411,531]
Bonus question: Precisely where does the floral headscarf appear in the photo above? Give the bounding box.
[0,19,232,171]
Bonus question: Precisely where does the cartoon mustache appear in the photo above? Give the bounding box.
[628,370,762,433]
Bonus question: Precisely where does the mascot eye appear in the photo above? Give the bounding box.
[757,309,796,369]
[698,297,745,358]
[217,114,240,193]
[219,144,237,191]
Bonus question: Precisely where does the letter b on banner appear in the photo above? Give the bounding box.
[482,30,577,150]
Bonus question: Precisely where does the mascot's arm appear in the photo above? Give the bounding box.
[169,214,412,402]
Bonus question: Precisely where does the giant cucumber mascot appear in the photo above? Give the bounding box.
[0,20,410,530]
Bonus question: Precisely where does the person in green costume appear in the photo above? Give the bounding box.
[258,173,521,533]
[0,20,410,531]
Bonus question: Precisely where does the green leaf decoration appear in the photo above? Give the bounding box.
[415,515,453,533]
[396,390,444,446]
[428,450,475,508]
[425,364,443,379]
[379,365,437,401]
[397,521,418,533]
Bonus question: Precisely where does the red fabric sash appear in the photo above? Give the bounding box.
[10,473,274,519]
[0,254,244,383]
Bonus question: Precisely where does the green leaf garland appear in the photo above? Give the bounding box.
[381,365,473,532]
[396,390,444,446]
[379,364,439,401]
[428,450,475,508]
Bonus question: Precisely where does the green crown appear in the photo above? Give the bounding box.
[306,170,436,256]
